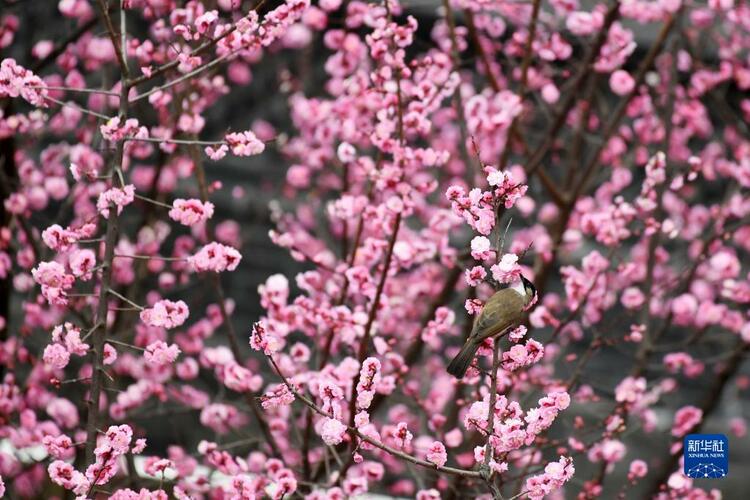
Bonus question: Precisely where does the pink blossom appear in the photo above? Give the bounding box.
[144,341,181,366]
[48,460,89,494]
[103,343,117,365]
[392,422,413,449]
[42,224,78,252]
[615,376,647,405]
[168,198,215,226]
[260,383,295,410]
[43,343,70,370]
[222,362,263,392]
[490,253,522,283]
[42,434,75,459]
[97,184,136,218]
[51,322,89,356]
[32,261,75,305]
[69,249,96,280]
[588,439,626,464]
[188,242,242,273]
[628,459,648,480]
[465,266,487,287]
[672,405,702,437]
[320,417,348,445]
[100,117,141,141]
[205,144,229,160]
[131,438,147,454]
[620,287,645,309]
[225,130,265,156]
[356,357,381,410]
[609,69,635,96]
[524,456,575,499]
[2,2,749,496]
[671,293,698,326]
[140,299,189,329]
[0,58,48,106]
[425,441,447,467]
[250,321,281,354]
[144,457,174,477]
[502,340,544,371]
[470,236,493,260]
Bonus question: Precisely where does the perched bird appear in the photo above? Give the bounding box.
[447,275,537,378]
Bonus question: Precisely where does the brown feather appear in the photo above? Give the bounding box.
[446,287,528,378]
[469,288,526,342]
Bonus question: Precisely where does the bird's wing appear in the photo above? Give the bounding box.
[471,288,525,341]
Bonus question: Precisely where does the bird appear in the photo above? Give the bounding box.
[447,275,537,378]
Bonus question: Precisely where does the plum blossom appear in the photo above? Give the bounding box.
[42,224,79,252]
[225,130,265,156]
[628,459,648,480]
[260,383,295,410]
[249,321,282,354]
[0,58,47,106]
[222,362,263,393]
[43,434,75,460]
[43,343,70,370]
[525,457,575,499]
[97,185,136,218]
[132,439,147,454]
[502,340,544,371]
[615,376,647,405]
[144,341,181,366]
[188,242,242,272]
[465,266,487,287]
[168,199,215,226]
[672,405,702,437]
[446,185,496,235]
[392,422,413,450]
[425,441,447,467]
[588,439,626,464]
[69,249,96,280]
[356,357,381,410]
[205,143,229,160]
[610,69,635,95]
[140,299,189,329]
[32,261,75,305]
[100,117,141,141]
[490,253,522,283]
[470,236,493,260]
[320,417,348,445]
[1,0,748,497]
[51,322,89,356]
[48,460,89,494]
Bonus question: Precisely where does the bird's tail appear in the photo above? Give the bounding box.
[447,340,479,379]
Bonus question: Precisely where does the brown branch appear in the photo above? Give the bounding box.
[464,11,500,93]
[483,340,501,470]
[85,0,130,463]
[95,0,130,79]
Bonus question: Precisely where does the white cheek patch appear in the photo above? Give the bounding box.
[510,280,525,296]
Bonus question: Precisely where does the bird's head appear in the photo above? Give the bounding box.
[520,275,537,309]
